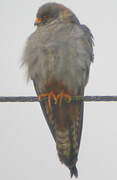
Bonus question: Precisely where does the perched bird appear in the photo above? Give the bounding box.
[22,2,94,178]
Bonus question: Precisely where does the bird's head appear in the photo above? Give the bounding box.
[34,3,79,26]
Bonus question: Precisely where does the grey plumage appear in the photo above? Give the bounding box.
[22,4,93,95]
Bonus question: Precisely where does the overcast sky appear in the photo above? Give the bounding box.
[0,0,117,179]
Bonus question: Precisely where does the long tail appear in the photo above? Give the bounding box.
[55,101,84,178]
[39,100,83,177]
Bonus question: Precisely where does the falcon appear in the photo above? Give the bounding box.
[22,2,94,177]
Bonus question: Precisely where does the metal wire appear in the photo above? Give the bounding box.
[0,96,117,102]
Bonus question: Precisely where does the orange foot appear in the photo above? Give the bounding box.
[56,91,71,106]
[38,91,57,110]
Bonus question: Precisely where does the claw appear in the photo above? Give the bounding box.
[38,90,71,109]
[56,91,71,106]
[38,91,57,110]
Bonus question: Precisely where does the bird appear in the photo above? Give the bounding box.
[22,2,94,178]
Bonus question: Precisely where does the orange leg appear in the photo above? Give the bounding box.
[56,90,71,106]
[38,91,57,110]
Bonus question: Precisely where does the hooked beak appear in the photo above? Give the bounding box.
[34,17,42,26]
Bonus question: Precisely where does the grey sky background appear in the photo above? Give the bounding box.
[0,0,117,179]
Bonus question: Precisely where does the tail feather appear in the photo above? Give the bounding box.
[55,101,83,178]
[70,165,78,178]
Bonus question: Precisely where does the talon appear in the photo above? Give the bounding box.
[56,91,71,106]
[38,91,57,111]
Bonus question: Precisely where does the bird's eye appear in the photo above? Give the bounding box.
[43,15,51,19]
